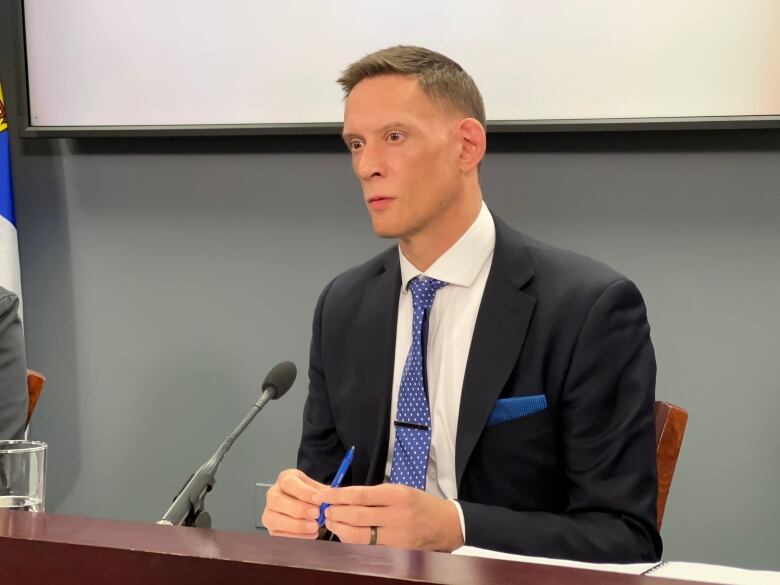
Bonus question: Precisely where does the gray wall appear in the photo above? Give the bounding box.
[2,2,779,570]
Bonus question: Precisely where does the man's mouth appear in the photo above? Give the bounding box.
[367,196,395,210]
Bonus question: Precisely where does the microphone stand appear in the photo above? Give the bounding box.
[165,470,216,528]
[157,388,276,527]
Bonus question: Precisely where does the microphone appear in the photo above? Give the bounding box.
[157,361,297,527]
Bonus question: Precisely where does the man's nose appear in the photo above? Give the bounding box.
[356,143,385,180]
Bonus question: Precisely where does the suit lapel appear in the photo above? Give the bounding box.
[455,217,537,488]
[353,251,401,485]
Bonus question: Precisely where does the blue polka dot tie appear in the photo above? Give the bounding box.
[390,276,448,490]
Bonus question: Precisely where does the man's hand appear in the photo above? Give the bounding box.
[313,484,464,552]
[262,469,327,539]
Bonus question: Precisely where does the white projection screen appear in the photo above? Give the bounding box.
[20,0,780,135]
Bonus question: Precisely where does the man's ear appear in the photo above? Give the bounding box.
[457,118,487,173]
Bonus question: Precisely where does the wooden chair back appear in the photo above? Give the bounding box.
[654,400,688,531]
[26,369,46,425]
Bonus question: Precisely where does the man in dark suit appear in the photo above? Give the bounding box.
[262,46,662,562]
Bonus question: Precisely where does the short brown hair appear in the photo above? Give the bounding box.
[337,45,486,129]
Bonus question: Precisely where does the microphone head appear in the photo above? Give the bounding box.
[261,361,297,399]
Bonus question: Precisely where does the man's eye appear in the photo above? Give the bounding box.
[387,132,403,142]
[349,139,364,151]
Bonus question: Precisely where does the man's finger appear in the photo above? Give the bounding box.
[278,469,323,502]
[263,510,320,536]
[313,483,402,506]
[296,470,328,490]
[267,489,320,521]
[325,519,376,545]
[267,529,320,540]
[324,503,393,528]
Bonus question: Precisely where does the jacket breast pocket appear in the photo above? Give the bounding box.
[482,407,557,444]
[487,394,548,427]
[463,405,561,510]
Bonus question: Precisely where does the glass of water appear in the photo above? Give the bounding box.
[0,440,47,512]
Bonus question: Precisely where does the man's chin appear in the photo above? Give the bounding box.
[372,228,400,240]
[370,219,402,240]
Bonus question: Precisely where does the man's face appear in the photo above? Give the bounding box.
[342,75,463,240]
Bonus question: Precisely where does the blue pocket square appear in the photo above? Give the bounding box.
[487,394,548,426]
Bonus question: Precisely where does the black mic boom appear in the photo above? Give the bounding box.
[157,361,297,527]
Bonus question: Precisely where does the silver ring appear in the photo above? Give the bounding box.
[369,525,378,545]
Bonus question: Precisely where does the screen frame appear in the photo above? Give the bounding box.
[13,0,780,139]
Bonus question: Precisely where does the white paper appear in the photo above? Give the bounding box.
[647,561,780,585]
[453,546,657,575]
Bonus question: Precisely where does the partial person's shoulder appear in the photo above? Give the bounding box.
[0,286,21,315]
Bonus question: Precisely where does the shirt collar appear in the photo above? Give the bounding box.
[399,201,496,293]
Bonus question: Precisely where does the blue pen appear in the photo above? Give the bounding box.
[317,445,355,527]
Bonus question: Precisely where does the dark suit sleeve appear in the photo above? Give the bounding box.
[0,291,29,440]
[458,279,662,562]
[297,279,345,485]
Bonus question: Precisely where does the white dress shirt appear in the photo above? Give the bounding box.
[383,202,495,539]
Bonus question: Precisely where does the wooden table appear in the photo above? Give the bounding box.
[0,511,699,584]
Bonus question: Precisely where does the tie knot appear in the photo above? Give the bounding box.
[408,276,447,311]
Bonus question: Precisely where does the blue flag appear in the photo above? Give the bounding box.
[0,81,23,310]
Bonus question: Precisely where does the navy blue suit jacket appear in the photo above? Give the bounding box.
[298,214,662,562]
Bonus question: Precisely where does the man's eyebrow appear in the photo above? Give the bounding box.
[380,122,410,133]
[342,122,411,142]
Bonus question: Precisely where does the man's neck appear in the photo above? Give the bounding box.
[399,193,483,272]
